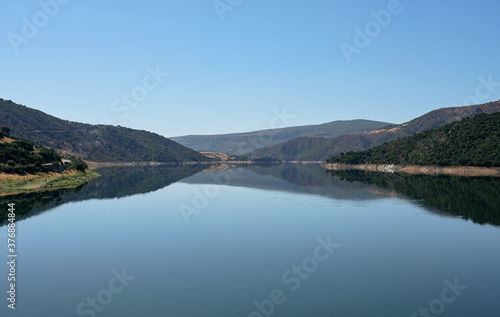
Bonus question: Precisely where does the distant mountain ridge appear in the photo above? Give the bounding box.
[0,99,209,163]
[171,119,392,155]
[251,100,500,161]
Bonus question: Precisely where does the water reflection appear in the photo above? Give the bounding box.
[328,169,500,227]
[182,164,389,200]
[183,164,500,227]
[0,165,204,225]
[2,163,499,227]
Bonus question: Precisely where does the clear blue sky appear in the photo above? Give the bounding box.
[1,0,499,137]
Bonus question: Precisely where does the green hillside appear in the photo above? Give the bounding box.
[0,127,90,174]
[0,99,209,163]
[1,129,57,173]
[327,112,500,167]
[171,119,392,155]
[252,100,500,161]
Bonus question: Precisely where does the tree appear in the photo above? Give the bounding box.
[66,156,88,172]
[1,127,11,136]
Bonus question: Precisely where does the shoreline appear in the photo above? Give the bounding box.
[323,163,500,177]
[0,170,100,195]
[85,160,294,169]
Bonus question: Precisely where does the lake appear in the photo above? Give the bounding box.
[1,164,499,317]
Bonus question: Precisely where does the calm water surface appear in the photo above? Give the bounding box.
[1,164,499,317]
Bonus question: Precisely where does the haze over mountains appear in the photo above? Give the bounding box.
[171,120,393,155]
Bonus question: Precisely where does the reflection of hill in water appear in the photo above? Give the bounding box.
[329,170,500,227]
[76,165,204,199]
[2,164,498,228]
[182,164,388,201]
[183,164,500,227]
[0,165,204,225]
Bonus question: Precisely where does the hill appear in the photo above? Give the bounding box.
[0,99,209,163]
[0,127,73,174]
[327,112,500,167]
[0,129,101,194]
[170,119,392,155]
[252,100,500,161]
